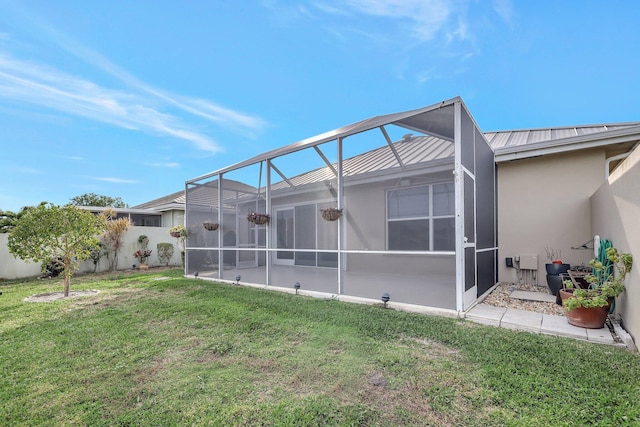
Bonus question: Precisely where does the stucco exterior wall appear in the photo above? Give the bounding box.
[497,149,606,284]
[590,145,640,343]
[0,226,183,280]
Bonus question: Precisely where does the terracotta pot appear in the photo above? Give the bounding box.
[559,288,611,329]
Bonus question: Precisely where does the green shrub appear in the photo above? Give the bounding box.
[157,242,174,266]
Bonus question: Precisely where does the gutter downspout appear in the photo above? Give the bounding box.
[606,142,640,179]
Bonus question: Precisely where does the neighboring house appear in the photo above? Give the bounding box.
[79,206,164,227]
[131,190,187,228]
[137,97,639,342]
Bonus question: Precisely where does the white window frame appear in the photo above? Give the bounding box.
[386,182,455,251]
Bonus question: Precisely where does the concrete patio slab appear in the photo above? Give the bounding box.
[510,290,557,303]
[501,308,543,333]
[465,303,506,326]
[464,304,626,349]
[541,314,588,340]
[586,327,615,345]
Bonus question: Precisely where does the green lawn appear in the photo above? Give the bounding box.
[1,269,639,426]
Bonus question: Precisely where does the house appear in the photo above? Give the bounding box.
[174,96,638,341]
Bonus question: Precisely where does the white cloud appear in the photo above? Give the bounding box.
[93,177,141,184]
[0,21,268,154]
[342,0,452,41]
[7,166,43,174]
[144,162,181,168]
[492,0,514,27]
[0,54,223,153]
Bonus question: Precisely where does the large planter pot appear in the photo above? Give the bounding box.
[546,274,565,296]
[559,288,611,329]
[545,263,570,275]
[545,263,570,295]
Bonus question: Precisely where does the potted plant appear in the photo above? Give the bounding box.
[247,212,269,225]
[544,247,570,296]
[203,221,219,231]
[134,235,152,269]
[169,225,188,238]
[559,247,633,329]
[133,249,152,268]
[320,207,343,221]
[168,225,188,268]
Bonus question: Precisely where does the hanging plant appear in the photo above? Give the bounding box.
[203,221,219,231]
[320,207,343,221]
[247,212,269,225]
[169,225,187,238]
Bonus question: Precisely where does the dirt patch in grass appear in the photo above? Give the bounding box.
[24,290,99,302]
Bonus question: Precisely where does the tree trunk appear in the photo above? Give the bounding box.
[63,270,71,297]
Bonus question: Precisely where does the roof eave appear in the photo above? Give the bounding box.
[494,125,640,162]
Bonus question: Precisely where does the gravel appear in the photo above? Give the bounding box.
[482,282,566,316]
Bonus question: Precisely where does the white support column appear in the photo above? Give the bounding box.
[217,173,223,280]
[454,101,464,312]
[265,159,272,286]
[337,137,344,296]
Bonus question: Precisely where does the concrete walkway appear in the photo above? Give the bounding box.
[465,303,632,349]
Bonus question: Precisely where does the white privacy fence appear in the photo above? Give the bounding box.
[0,226,183,280]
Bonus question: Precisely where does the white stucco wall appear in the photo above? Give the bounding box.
[497,149,606,284]
[0,226,183,280]
[590,145,640,343]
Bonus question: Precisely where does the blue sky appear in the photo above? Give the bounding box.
[1,0,638,212]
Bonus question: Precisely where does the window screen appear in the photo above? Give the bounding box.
[387,183,455,251]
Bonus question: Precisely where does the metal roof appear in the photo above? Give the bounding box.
[488,123,640,162]
[133,179,255,210]
[485,122,640,150]
[269,134,454,191]
[170,97,640,206]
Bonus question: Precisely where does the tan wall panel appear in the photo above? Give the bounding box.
[497,149,605,284]
[591,145,640,343]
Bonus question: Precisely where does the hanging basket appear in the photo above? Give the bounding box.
[203,221,219,231]
[320,207,343,221]
[247,212,270,225]
[170,231,182,238]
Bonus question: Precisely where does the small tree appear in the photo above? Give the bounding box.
[0,203,46,233]
[157,243,175,266]
[7,203,103,297]
[99,208,132,271]
[70,193,128,208]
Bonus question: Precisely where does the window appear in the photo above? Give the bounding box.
[387,183,455,251]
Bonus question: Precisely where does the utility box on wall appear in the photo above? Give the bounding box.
[518,254,538,270]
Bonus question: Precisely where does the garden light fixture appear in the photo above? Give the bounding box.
[381,293,390,308]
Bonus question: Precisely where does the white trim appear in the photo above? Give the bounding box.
[495,127,640,162]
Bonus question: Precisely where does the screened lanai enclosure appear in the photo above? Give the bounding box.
[185,97,497,312]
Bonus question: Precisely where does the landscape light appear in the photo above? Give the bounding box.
[294,282,301,295]
[381,293,390,308]
[235,275,241,285]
